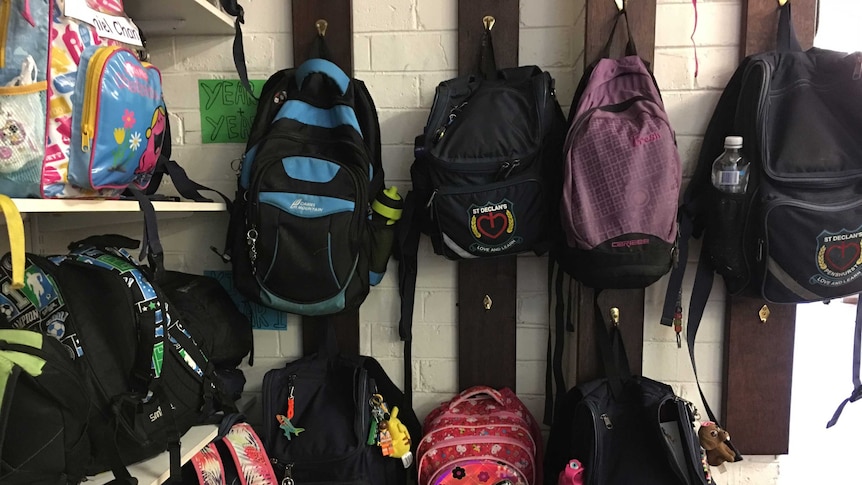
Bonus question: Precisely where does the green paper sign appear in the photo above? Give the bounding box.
[198,79,264,144]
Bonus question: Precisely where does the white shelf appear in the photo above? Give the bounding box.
[86,425,218,485]
[125,0,235,36]
[10,199,227,213]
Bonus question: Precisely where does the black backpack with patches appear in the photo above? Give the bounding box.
[663,3,862,428]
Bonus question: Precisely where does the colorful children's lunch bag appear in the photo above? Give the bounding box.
[417,386,544,485]
[0,0,164,199]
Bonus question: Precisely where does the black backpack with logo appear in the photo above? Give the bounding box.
[663,3,862,427]
[0,329,91,485]
[226,55,388,317]
[404,26,565,261]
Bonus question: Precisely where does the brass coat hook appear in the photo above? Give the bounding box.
[316,19,328,37]
[483,15,495,31]
[610,307,620,326]
[778,0,789,6]
[615,0,625,12]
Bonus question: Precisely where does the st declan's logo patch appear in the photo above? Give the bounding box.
[468,199,522,254]
[812,227,862,287]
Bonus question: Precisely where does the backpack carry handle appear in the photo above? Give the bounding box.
[296,58,351,96]
[776,2,803,52]
[479,17,497,80]
[598,9,638,61]
[449,386,506,410]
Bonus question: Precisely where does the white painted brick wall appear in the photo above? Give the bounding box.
[7,0,776,483]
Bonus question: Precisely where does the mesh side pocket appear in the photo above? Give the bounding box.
[0,86,46,183]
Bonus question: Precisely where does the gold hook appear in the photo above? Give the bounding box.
[483,295,493,310]
[610,307,620,326]
[615,0,625,12]
[759,305,771,324]
[483,15,495,31]
[778,0,789,6]
[316,19,328,37]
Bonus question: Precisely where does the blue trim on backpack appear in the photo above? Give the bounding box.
[259,192,355,218]
[257,257,359,316]
[283,157,340,183]
[274,100,363,137]
[240,143,260,189]
[296,58,351,95]
[328,233,341,289]
[369,271,384,286]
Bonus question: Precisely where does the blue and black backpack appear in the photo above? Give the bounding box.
[226,57,388,316]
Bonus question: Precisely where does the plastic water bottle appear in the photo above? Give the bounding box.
[711,136,749,194]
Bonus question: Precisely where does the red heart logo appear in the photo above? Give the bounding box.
[826,241,861,272]
[476,212,508,239]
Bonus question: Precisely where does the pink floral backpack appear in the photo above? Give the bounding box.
[417,386,543,485]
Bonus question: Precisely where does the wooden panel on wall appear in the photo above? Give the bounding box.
[575,0,656,384]
[292,0,359,356]
[723,297,795,454]
[724,0,818,455]
[742,0,817,57]
[456,0,519,392]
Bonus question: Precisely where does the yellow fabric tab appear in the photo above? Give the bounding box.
[0,80,48,96]
[0,195,25,289]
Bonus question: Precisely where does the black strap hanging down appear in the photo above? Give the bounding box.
[828,298,862,427]
[220,0,257,98]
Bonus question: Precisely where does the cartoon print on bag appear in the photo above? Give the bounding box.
[811,227,862,287]
[138,105,166,174]
[468,199,521,254]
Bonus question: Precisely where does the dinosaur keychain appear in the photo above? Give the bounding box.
[276,379,305,440]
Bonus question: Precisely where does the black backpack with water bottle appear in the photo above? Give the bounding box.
[226,56,401,317]
[663,2,862,428]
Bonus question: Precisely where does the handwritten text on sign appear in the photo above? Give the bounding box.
[198,80,264,144]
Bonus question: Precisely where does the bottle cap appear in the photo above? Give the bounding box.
[724,136,743,148]
[372,186,403,224]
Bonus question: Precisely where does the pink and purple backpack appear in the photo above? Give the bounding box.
[417,386,543,485]
[554,9,680,290]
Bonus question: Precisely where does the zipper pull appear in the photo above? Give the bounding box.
[503,159,520,179]
[81,127,92,152]
[285,463,295,485]
[425,189,437,210]
[247,227,258,267]
[600,413,613,429]
[496,161,511,180]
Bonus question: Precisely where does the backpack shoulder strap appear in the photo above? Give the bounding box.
[219,0,256,99]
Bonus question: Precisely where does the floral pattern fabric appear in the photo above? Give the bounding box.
[417,386,543,485]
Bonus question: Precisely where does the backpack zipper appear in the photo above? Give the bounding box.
[81,46,122,153]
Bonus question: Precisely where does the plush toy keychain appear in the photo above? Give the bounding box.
[698,421,738,467]
[385,407,413,468]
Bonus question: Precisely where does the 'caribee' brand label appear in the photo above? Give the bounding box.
[633,132,662,146]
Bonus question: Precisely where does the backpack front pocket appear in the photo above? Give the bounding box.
[69,46,164,192]
[249,155,365,315]
[430,177,545,259]
[759,194,862,303]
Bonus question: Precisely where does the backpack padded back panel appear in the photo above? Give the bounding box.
[558,56,680,289]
